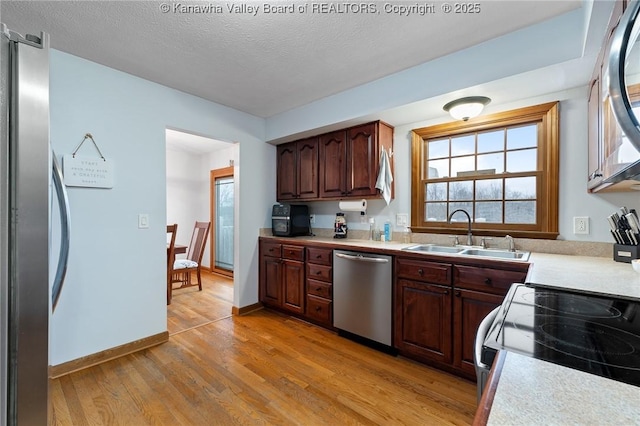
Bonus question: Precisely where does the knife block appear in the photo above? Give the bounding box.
[613,244,640,263]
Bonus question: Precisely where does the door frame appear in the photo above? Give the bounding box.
[210,166,234,277]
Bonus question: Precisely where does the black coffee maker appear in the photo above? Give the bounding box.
[334,212,348,238]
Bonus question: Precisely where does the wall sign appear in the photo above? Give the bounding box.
[63,133,115,188]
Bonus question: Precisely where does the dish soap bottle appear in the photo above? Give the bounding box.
[384,221,392,242]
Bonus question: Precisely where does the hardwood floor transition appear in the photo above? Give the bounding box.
[50,273,476,425]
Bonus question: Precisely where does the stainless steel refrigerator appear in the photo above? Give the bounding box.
[1,24,70,425]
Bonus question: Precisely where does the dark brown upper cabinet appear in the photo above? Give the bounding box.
[276,137,319,201]
[277,120,393,202]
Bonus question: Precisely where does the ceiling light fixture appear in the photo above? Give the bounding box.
[443,96,491,121]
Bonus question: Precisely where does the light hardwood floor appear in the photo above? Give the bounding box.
[50,272,476,425]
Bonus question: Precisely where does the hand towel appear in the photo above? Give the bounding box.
[375,148,393,205]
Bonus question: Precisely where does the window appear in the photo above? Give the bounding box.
[411,102,559,239]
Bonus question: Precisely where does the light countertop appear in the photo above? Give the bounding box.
[487,352,640,425]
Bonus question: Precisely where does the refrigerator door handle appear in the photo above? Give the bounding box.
[51,149,70,311]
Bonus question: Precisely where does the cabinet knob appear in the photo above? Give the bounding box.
[418,269,424,276]
[444,289,449,295]
[455,290,461,297]
[316,255,322,259]
[268,248,274,252]
[315,306,322,312]
[484,278,492,285]
[316,271,322,275]
[316,287,322,291]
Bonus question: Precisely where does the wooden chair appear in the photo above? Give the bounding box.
[170,221,210,300]
[166,224,178,305]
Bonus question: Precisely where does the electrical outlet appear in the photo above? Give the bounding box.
[573,216,589,235]
[396,213,408,227]
[309,214,315,224]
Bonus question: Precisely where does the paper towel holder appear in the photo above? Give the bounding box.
[339,199,367,213]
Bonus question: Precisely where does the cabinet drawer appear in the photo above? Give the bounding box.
[306,294,332,324]
[261,241,282,258]
[453,265,527,295]
[306,247,333,266]
[282,245,305,261]
[307,264,332,282]
[396,258,451,285]
[307,279,332,299]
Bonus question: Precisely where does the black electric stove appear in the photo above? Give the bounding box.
[482,283,640,387]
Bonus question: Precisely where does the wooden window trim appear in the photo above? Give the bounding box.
[410,102,559,240]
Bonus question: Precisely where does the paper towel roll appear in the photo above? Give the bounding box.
[339,199,367,212]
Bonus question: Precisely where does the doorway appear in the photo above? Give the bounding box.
[210,166,234,277]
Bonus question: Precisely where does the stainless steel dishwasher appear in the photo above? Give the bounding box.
[333,250,393,350]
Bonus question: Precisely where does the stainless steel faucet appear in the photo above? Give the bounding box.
[448,209,473,246]
[505,235,516,252]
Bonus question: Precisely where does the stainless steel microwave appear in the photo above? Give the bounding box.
[271,204,310,237]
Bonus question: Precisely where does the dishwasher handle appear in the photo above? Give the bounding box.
[335,252,389,264]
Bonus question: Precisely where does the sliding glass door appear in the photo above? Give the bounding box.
[211,167,234,276]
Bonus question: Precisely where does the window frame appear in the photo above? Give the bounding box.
[410,102,559,239]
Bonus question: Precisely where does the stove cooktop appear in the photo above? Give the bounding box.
[482,284,640,387]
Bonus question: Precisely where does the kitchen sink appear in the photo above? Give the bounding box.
[459,248,530,261]
[403,244,465,254]
[402,244,530,261]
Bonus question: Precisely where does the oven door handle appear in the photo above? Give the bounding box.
[474,306,500,370]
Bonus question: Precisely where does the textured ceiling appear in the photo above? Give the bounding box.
[1,0,580,118]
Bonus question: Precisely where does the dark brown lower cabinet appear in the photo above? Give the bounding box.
[259,241,305,315]
[395,279,452,364]
[394,256,528,379]
[452,288,504,376]
[259,238,333,327]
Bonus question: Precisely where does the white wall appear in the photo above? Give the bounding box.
[306,86,640,243]
[166,147,211,266]
[49,50,271,365]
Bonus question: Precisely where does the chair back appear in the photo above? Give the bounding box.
[167,224,178,269]
[187,221,210,264]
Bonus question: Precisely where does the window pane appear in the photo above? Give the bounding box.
[475,201,502,223]
[425,182,447,201]
[449,203,473,220]
[505,201,536,224]
[428,139,449,159]
[425,203,447,221]
[477,152,504,174]
[476,179,502,200]
[451,135,475,156]
[505,176,536,199]
[451,155,475,176]
[507,148,537,172]
[450,180,473,201]
[427,158,449,178]
[507,125,537,150]
[478,130,504,153]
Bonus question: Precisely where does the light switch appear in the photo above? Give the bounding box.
[138,213,149,229]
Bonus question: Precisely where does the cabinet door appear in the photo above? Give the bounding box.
[260,255,282,306]
[319,131,347,198]
[282,260,305,314]
[277,143,297,200]
[346,123,378,197]
[394,279,452,364]
[297,137,319,199]
[452,288,503,377]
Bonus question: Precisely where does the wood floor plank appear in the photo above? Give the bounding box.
[50,275,476,425]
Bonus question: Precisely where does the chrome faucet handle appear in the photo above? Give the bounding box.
[480,237,493,249]
[448,235,460,246]
[505,235,515,252]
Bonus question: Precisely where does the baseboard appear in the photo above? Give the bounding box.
[232,302,263,316]
[49,331,169,379]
